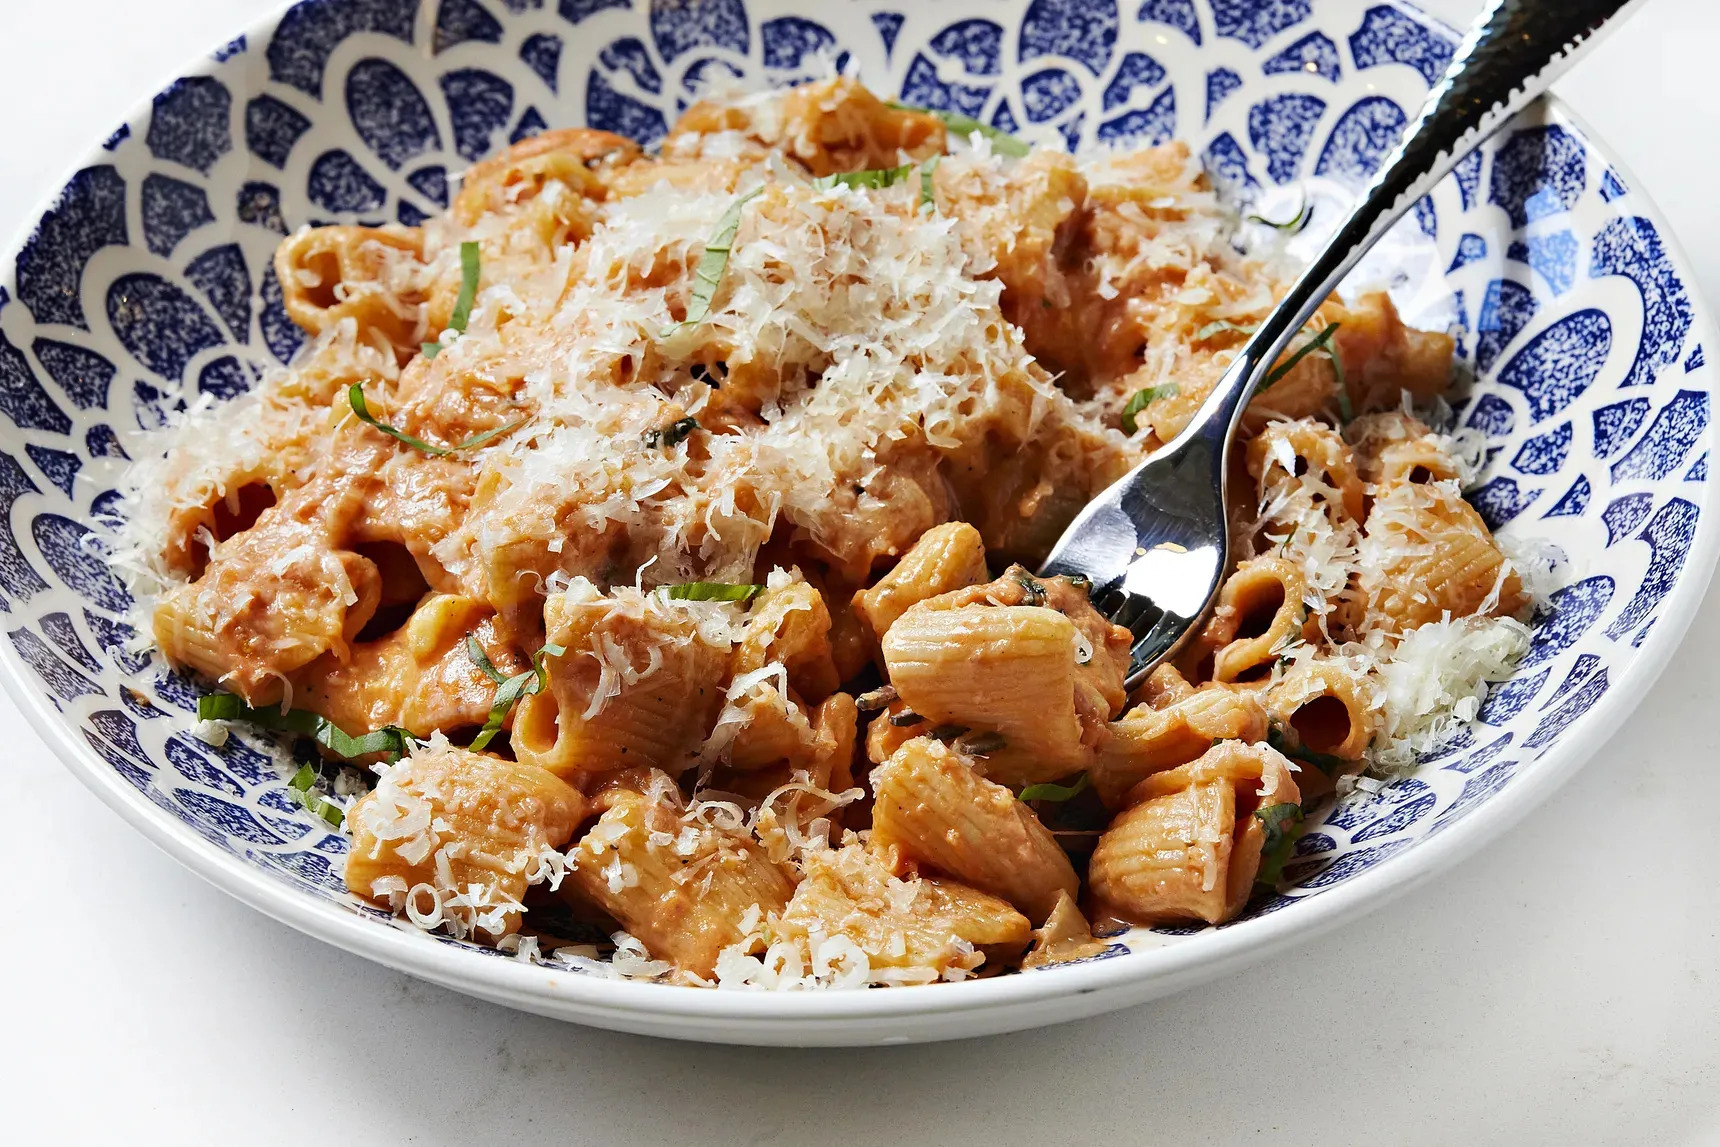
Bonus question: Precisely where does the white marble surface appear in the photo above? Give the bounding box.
[3,0,1719,1142]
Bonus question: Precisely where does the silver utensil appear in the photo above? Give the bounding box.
[1040,0,1647,686]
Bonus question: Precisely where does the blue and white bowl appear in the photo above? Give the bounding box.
[1,0,1713,1045]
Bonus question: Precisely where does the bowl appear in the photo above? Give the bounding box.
[2,0,1713,1046]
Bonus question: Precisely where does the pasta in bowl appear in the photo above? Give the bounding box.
[5,0,1712,1042]
[124,77,1537,987]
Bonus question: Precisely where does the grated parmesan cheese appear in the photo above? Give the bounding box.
[1371,612,1531,770]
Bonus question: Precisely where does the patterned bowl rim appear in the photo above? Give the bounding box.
[4,0,1716,1034]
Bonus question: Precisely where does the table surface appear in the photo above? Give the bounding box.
[4,1,1719,1142]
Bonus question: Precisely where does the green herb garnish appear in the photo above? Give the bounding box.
[659,582,764,603]
[1254,801,1304,887]
[665,189,761,335]
[198,692,414,761]
[644,416,700,448]
[1019,773,1091,803]
[1120,382,1179,436]
[928,723,971,742]
[421,240,481,358]
[813,164,916,191]
[1247,195,1311,233]
[286,763,345,827]
[347,384,522,457]
[450,240,480,330]
[1259,322,1341,392]
[1321,326,1353,423]
[888,102,1031,157]
[1266,724,1347,776]
[1195,319,1260,341]
[889,710,925,727]
[1009,567,1047,605]
[469,642,566,752]
[920,155,941,212]
[464,634,507,684]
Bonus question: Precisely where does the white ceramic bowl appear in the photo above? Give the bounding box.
[1,0,1713,1045]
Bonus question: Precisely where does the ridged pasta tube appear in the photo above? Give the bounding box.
[771,843,1030,983]
[1265,657,1376,763]
[295,596,505,739]
[1347,411,1466,490]
[1089,741,1301,926]
[853,521,989,642]
[1245,417,1365,526]
[1351,480,1527,635]
[346,742,585,943]
[563,780,796,979]
[885,604,1089,782]
[512,587,727,780]
[882,567,1132,785]
[153,508,381,706]
[731,576,839,703]
[274,225,425,355]
[870,737,1078,924]
[1180,556,1313,685]
[1090,684,1269,808]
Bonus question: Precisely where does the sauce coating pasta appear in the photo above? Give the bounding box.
[124,78,1533,986]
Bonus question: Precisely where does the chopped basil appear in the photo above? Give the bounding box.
[470,642,566,752]
[285,762,346,827]
[421,240,481,358]
[198,692,413,761]
[888,710,925,727]
[666,189,761,335]
[464,634,507,684]
[644,416,699,448]
[660,582,763,603]
[347,384,522,457]
[928,722,970,742]
[1322,327,1354,423]
[1120,382,1179,436]
[1195,319,1260,341]
[1246,196,1311,233]
[919,155,941,212]
[450,240,481,331]
[1259,322,1342,392]
[1254,801,1305,887]
[1009,567,1047,605]
[813,164,916,191]
[1266,724,1347,775]
[1191,316,1346,412]
[888,101,1031,157]
[1019,773,1091,802]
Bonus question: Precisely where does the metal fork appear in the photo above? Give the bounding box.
[1040,0,1646,687]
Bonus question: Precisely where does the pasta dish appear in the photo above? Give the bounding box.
[123,79,1537,988]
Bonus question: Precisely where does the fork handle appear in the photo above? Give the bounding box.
[1190,0,1646,453]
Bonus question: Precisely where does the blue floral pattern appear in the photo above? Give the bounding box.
[0,0,1712,977]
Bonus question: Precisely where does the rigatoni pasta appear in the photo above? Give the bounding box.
[124,75,1540,987]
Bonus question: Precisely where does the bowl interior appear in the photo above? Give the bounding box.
[0,0,1712,1024]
